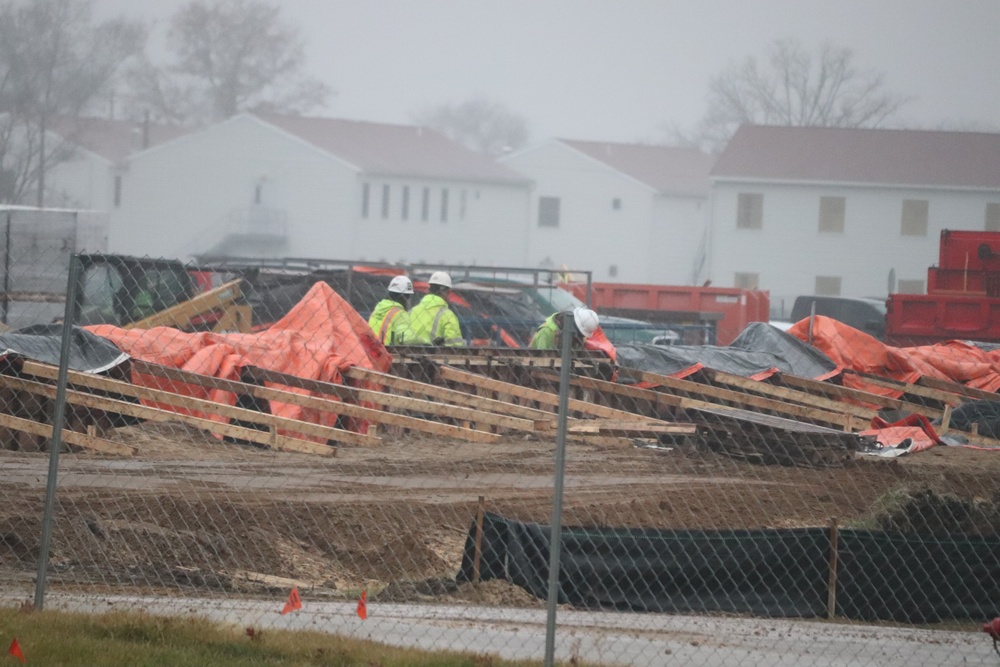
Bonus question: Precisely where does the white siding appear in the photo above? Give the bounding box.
[503,141,707,283]
[709,181,1000,316]
[350,178,531,266]
[110,115,532,265]
[43,149,115,211]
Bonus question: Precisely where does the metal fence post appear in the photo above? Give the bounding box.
[543,319,574,667]
[33,253,81,610]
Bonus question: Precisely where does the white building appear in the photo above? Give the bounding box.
[500,139,716,283]
[708,125,1000,316]
[110,113,532,265]
[44,117,188,211]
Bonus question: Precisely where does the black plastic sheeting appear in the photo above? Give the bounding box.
[458,513,1000,622]
[614,322,839,379]
[0,324,128,373]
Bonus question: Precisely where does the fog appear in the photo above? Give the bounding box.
[94,0,1000,143]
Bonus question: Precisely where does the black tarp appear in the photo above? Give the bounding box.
[615,322,838,379]
[459,513,1000,622]
[0,324,128,373]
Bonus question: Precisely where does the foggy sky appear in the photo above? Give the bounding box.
[94,0,1000,144]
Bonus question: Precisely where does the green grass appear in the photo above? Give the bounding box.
[0,608,558,667]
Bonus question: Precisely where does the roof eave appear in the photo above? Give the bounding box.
[709,175,1000,194]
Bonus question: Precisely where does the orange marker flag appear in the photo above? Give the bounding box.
[8,638,25,663]
[356,590,367,620]
[281,587,302,615]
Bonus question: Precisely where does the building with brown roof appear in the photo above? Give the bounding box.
[44,116,188,210]
[109,113,532,264]
[709,125,1000,317]
[500,139,716,284]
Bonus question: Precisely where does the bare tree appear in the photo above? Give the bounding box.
[670,38,911,152]
[413,96,529,157]
[124,0,332,124]
[0,0,144,205]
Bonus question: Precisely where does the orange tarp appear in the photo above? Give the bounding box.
[86,282,392,438]
[787,315,1000,394]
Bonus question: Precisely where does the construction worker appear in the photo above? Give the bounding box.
[410,271,464,346]
[368,275,416,345]
[530,307,600,350]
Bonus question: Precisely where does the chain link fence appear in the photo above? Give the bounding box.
[0,243,997,665]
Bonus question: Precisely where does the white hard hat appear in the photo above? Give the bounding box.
[572,308,599,339]
[387,275,413,294]
[428,271,452,289]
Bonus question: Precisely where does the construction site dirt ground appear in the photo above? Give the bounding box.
[0,421,997,611]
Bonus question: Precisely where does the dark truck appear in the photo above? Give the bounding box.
[789,295,887,340]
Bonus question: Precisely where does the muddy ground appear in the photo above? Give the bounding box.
[0,421,997,608]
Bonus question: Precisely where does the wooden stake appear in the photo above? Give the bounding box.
[827,517,839,619]
[473,495,485,586]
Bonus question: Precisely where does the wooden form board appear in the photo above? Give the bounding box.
[0,373,337,456]
[616,367,859,431]
[344,366,558,421]
[0,411,136,456]
[439,365,643,421]
[128,360,501,444]
[21,360,372,449]
[243,365,541,433]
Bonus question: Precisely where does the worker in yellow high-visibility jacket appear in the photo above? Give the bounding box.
[368,275,416,345]
[409,271,464,346]
[529,307,600,350]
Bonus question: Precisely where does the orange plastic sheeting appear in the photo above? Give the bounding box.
[87,282,392,438]
[585,327,617,364]
[787,316,1000,393]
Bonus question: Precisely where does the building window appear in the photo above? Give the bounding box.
[361,183,370,218]
[401,186,410,220]
[612,198,622,210]
[538,196,560,227]
[736,193,763,229]
[897,279,925,294]
[901,199,929,236]
[818,196,845,233]
[460,189,468,220]
[441,188,449,222]
[381,184,390,219]
[986,203,1000,232]
[113,175,122,208]
[815,276,842,295]
[421,187,430,222]
[734,271,759,289]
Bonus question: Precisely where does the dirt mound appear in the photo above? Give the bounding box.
[872,487,1000,536]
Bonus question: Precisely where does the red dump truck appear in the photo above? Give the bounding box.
[886,230,1000,345]
[564,282,770,346]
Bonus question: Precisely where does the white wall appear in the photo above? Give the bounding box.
[503,141,707,283]
[709,181,1000,316]
[43,148,114,211]
[111,115,358,260]
[349,178,531,267]
[112,115,533,265]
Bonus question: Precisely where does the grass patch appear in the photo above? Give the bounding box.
[0,608,561,666]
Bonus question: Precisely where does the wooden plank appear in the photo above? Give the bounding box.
[0,374,335,456]
[344,365,556,421]
[440,365,641,420]
[129,360,500,444]
[21,361,376,448]
[569,419,697,435]
[845,371,964,407]
[917,375,1000,403]
[243,366,538,433]
[617,367,861,429]
[0,412,136,456]
[777,373,942,417]
[699,368,878,421]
